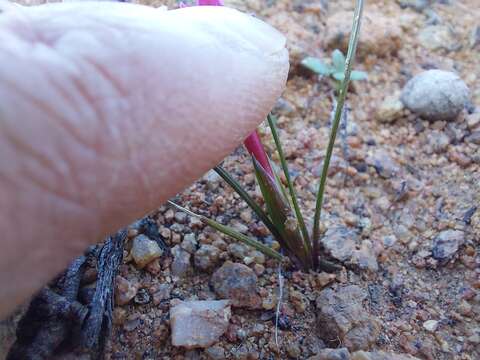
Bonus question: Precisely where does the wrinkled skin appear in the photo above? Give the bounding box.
[0,2,289,318]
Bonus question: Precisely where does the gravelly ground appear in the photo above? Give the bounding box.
[102,1,479,359]
[1,0,479,359]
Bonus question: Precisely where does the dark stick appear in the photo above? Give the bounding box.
[7,230,127,359]
[7,256,87,360]
[79,230,126,355]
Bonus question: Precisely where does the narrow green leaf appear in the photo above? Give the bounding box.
[301,57,333,76]
[313,0,365,267]
[332,49,346,72]
[168,201,283,261]
[214,165,283,242]
[350,70,368,81]
[267,114,312,259]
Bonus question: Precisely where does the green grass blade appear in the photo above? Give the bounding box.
[168,201,283,261]
[267,114,312,256]
[312,0,365,263]
[213,166,283,241]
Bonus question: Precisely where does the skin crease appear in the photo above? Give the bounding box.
[0,2,289,318]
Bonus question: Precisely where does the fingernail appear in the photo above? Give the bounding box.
[173,6,287,56]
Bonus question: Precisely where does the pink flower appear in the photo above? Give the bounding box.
[244,131,273,177]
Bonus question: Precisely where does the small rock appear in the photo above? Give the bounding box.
[230,220,249,234]
[115,276,138,306]
[203,169,222,190]
[457,300,472,316]
[171,245,191,277]
[286,342,302,358]
[383,235,397,248]
[422,320,439,332]
[428,130,450,153]
[432,229,465,261]
[170,223,185,234]
[134,288,151,305]
[205,345,225,360]
[448,151,472,167]
[418,25,458,51]
[123,313,140,332]
[262,294,277,310]
[164,209,175,222]
[190,216,203,229]
[181,233,198,254]
[467,112,480,129]
[153,322,169,342]
[227,243,249,259]
[352,241,378,272]
[250,250,266,265]
[236,328,247,341]
[309,348,351,360]
[321,226,357,262]
[397,0,430,11]
[324,10,402,58]
[243,256,254,266]
[471,25,480,48]
[211,261,261,308]
[145,258,161,275]
[174,211,187,224]
[240,209,252,223]
[366,150,400,179]
[152,284,172,305]
[112,307,127,325]
[468,332,480,344]
[194,245,220,271]
[376,94,405,123]
[466,131,480,145]
[170,300,231,349]
[212,238,227,250]
[290,290,307,313]
[351,351,421,360]
[131,234,163,269]
[401,70,470,121]
[316,285,380,351]
[253,264,265,276]
[315,272,336,289]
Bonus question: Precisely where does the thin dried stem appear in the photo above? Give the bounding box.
[274,264,284,350]
[168,201,283,261]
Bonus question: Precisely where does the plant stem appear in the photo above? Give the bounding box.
[267,114,312,259]
[168,201,284,261]
[214,165,283,241]
[312,0,365,265]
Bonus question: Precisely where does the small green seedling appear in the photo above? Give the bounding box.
[301,49,367,91]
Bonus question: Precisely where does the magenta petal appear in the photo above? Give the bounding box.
[244,131,274,177]
[196,0,224,5]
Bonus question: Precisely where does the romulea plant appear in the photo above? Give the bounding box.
[170,0,365,271]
